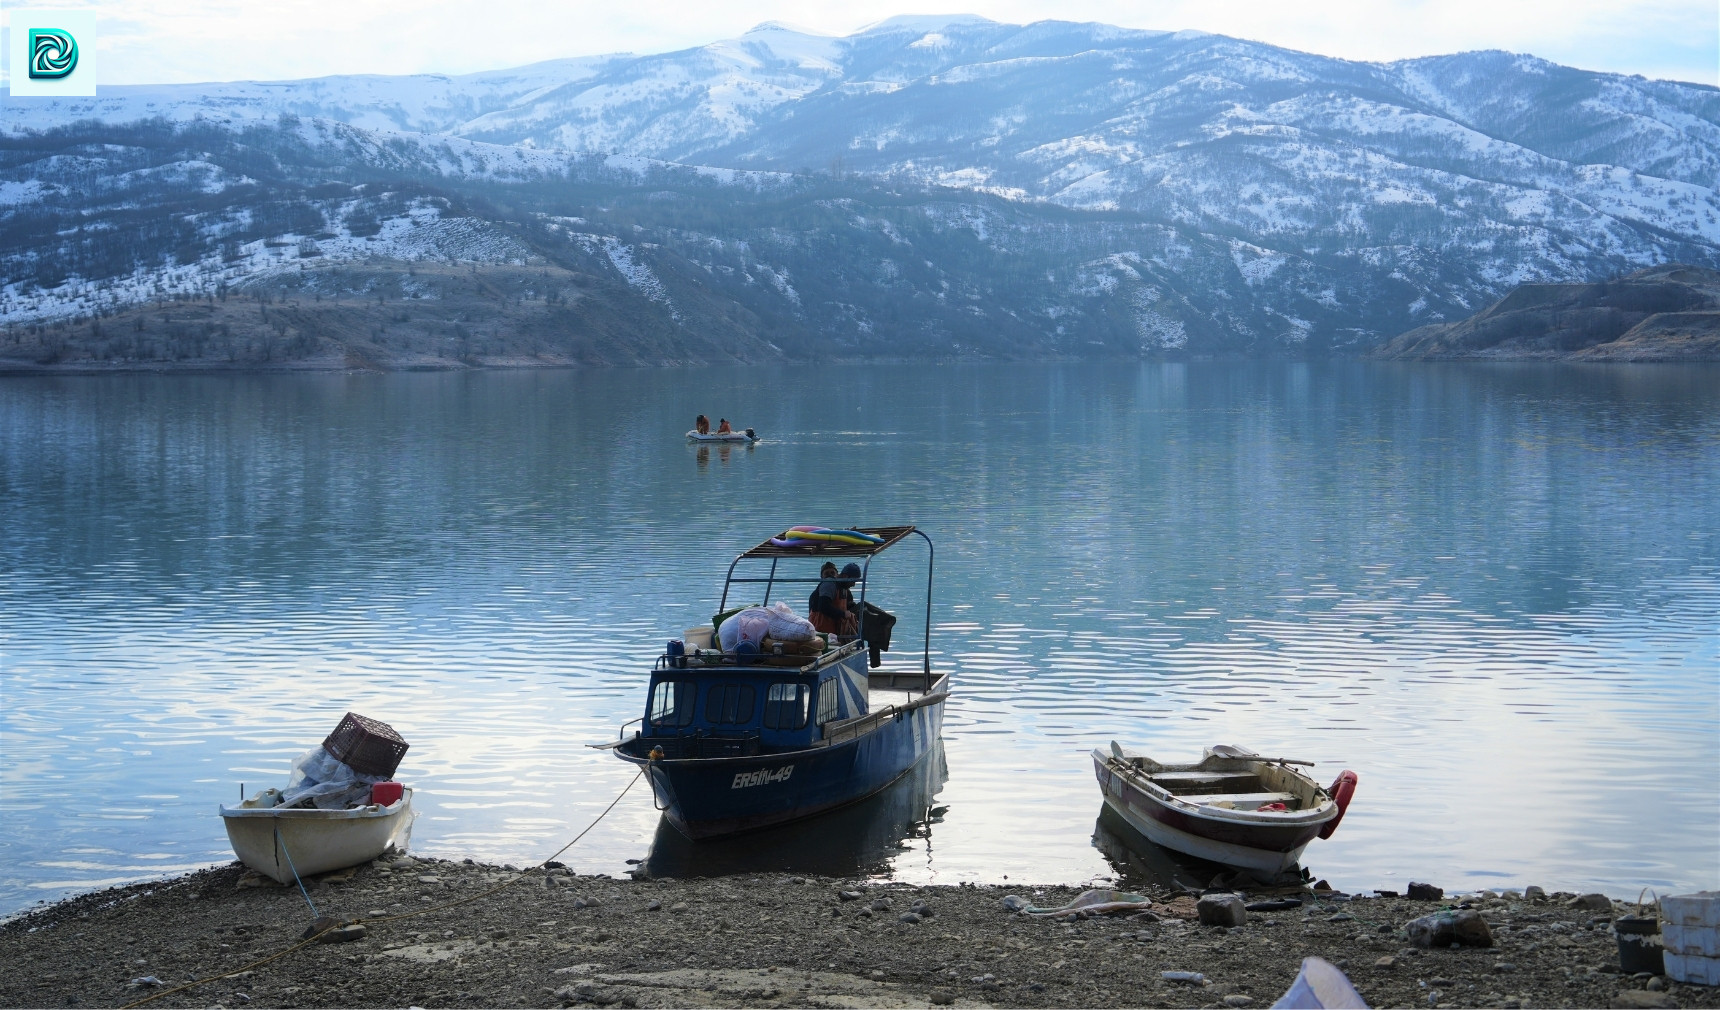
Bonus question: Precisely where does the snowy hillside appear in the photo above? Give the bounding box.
[0,56,628,136]
[2,16,1718,361]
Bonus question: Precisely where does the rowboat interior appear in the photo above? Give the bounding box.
[1111,745,1331,814]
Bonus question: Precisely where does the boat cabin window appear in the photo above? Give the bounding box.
[762,683,808,730]
[649,679,695,728]
[704,683,756,726]
[815,676,838,726]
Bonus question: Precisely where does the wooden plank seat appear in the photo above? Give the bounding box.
[1178,791,1299,809]
[1150,770,1261,791]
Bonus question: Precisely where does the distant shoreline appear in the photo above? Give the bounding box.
[5,354,1717,377]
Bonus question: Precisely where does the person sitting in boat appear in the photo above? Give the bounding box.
[695,414,710,435]
[836,563,862,630]
[808,562,859,637]
[717,418,733,434]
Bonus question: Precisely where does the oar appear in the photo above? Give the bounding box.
[1207,744,1315,766]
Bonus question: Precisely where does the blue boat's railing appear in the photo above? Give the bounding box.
[817,681,949,747]
[650,639,866,673]
[716,527,935,678]
[820,706,897,747]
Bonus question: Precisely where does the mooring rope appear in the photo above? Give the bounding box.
[274,824,321,920]
[120,767,647,1009]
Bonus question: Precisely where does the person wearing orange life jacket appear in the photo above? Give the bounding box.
[808,562,861,637]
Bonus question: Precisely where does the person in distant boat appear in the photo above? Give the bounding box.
[695,414,710,435]
[809,561,859,637]
[717,418,733,434]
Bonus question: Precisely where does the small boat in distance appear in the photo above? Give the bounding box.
[1093,742,1356,880]
[220,788,415,883]
[608,525,945,839]
[687,427,758,443]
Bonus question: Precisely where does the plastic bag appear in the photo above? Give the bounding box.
[718,607,772,652]
[1270,956,1367,1009]
[281,745,384,809]
[766,601,817,642]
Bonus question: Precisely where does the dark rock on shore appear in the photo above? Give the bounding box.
[1406,909,1494,948]
[1196,894,1247,928]
[1372,265,1720,361]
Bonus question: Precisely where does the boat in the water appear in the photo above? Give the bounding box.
[687,428,758,443]
[610,525,945,839]
[1092,742,1356,879]
[220,788,416,883]
[642,738,948,878]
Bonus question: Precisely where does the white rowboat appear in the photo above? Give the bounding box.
[1093,743,1356,880]
[220,788,415,883]
[687,429,758,443]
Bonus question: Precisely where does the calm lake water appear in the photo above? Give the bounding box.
[2,363,1717,917]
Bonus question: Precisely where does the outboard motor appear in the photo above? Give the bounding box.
[745,428,756,439]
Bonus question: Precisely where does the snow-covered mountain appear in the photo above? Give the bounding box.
[3,16,1718,361]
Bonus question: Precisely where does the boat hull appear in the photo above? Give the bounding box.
[686,431,756,443]
[644,739,948,876]
[625,695,944,839]
[1093,753,1324,878]
[220,790,415,883]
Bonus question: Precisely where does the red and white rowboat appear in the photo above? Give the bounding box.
[1092,742,1357,880]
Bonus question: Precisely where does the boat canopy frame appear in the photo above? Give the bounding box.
[716,525,933,676]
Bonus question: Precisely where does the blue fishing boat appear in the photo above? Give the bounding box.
[609,525,947,839]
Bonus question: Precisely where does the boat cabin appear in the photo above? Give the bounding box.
[628,526,935,759]
[639,643,870,757]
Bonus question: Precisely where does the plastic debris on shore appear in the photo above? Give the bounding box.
[1270,956,1368,1009]
[1022,889,1155,917]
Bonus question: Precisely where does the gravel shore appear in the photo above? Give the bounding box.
[1,859,1710,1009]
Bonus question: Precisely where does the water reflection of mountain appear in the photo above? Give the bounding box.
[643,741,948,879]
[1091,803,1317,893]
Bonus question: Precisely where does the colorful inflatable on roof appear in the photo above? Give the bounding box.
[768,526,886,548]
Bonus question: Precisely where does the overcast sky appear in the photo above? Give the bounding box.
[3,0,1716,87]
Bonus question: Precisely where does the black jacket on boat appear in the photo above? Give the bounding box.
[861,601,896,668]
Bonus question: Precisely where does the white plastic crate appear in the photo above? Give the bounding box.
[1666,923,1720,957]
[1663,891,1720,927]
[1661,892,1720,986]
[1664,951,1720,987]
